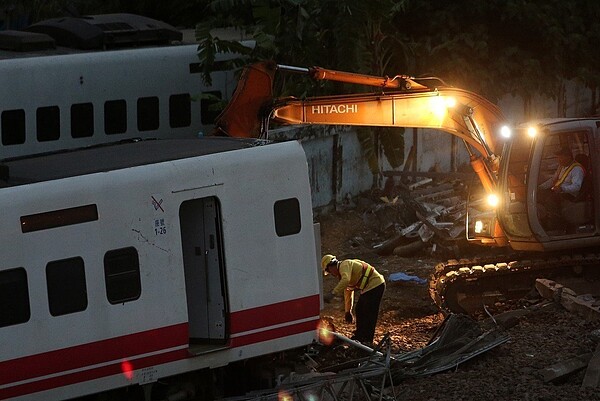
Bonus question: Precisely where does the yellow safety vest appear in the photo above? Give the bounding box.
[553,161,583,188]
[354,261,373,290]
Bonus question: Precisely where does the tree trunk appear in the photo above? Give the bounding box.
[557,81,566,117]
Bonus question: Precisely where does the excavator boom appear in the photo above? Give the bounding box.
[214,61,505,195]
[215,61,504,158]
[271,90,503,160]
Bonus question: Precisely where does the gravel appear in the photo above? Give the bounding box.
[317,209,600,401]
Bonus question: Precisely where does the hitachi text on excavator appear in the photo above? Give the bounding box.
[214,60,599,314]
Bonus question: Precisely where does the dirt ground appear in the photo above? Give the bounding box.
[317,207,600,401]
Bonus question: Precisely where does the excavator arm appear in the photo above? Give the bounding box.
[214,60,507,245]
[271,90,500,163]
[214,61,506,196]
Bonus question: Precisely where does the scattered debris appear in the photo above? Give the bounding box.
[319,202,600,399]
[390,314,509,379]
[535,278,600,321]
[583,344,600,388]
[541,353,593,383]
[367,173,480,258]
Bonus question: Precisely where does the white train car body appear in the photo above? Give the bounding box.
[0,42,241,159]
[0,137,320,400]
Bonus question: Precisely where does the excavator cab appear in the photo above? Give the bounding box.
[495,120,598,251]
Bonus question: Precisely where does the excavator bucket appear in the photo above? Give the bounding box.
[213,61,277,138]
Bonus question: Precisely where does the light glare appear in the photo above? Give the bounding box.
[527,126,537,137]
[121,360,134,380]
[487,193,499,208]
[445,97,457,108]
[500,125,511,138]
[430,96,447,118]
[317,319,335,345]
[474,220,484,234]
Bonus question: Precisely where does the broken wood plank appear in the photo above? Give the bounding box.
[583,343,600,388]
[405,182,455,198]
[415,211,451,240]
[408,178,432,190]
[402,145,417,173]
[414,189,456,202]
[541,353,592,383]
[372,234,408,256]
[392,239,425,256]
[535,279,600,321]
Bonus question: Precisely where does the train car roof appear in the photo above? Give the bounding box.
[0,137,269,187]
[0,13,190,60]
[0,41,190,60]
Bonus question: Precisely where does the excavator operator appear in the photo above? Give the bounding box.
[321,254,385,345]
[537,146,585,230]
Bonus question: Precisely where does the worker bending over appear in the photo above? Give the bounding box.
[321,254,385,344]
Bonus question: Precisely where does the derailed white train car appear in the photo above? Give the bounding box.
[0,137,321,400]
[0,13,246,160]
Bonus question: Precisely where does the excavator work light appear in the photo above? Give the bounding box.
[487,193,499,208]
[430,96,456,118]
[445,97,457,108]
[500,125,512,138]
[527,126,537,137]
[474,220,484,234]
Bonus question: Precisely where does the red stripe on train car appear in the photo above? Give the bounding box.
[0,349,188,400]
[0,323,189,386]
[229,294,320,333]
[1,295,321,399]
[229,319,320,347]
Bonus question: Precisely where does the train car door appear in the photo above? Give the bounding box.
[179,197,228,345]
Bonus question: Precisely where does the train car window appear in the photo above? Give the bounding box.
[169,93,191,128]
[0,268,30,328]
[46,257,88,316]
[104,99,127,135]
[104,247,141,304]
[71,103,94,138]
[36,106,60,142]
[1,109,26,145]
[200,91,223,125]
[274,198,301,237]
[137,96,159,132]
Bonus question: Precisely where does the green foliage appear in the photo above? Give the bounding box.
[194,0,411,169]
[393,0,600,115]
[13,0,600,162]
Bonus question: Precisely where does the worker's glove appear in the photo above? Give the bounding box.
[323,293,335,303]
[344,312,353,323]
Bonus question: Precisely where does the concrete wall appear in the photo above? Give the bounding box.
[271,125,472,210]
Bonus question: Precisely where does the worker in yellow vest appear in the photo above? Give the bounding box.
[321,254,385,344]
[539,146,584,197]
[538,146,585,230]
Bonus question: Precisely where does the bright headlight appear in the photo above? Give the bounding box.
[430,96,456,118]
[487,193,499,208]
[500,125,511,138]
[445,97,457,108]
[527,126,537,137]
[474,220,484,234]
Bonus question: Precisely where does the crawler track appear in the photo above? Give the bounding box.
[429,252,600,314]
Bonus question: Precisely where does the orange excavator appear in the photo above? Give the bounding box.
[214,60,599,314]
